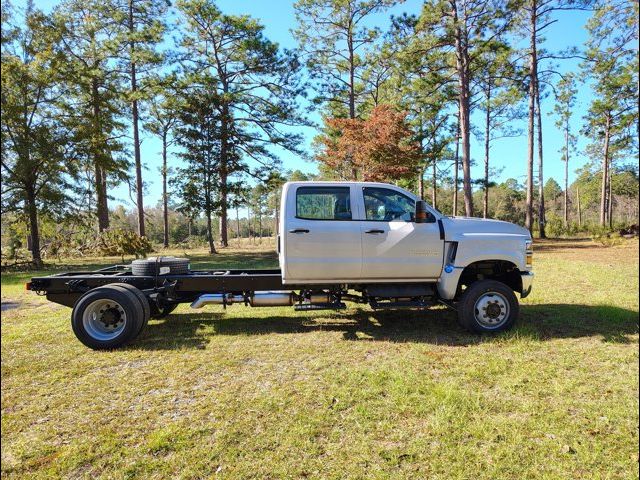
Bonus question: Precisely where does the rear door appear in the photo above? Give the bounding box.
[284,185,362,282]
[359,186,444,280]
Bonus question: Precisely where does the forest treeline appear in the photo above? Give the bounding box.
[1,0,638,266]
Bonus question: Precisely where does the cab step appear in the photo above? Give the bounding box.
[369,299,431,309]
[294,302,347,311]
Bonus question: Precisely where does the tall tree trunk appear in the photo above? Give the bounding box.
[418,166,425,200]
[129,0,144,237]
[162,132,169,248]
[453,123,460,216]
[525,0,537,233]
[600,114,611,226]
[26,188,42,267]
[607,162,613,229]
[576,186,582,227]
[274,194,280,249]
[92,78,109,231]
[258,211,262,241]
[346,26,358,180]
[452,2,473,216]
[94,163,109,231]
[536,84,546,238]
[483,84,491,219]
[563,119,569,225]
[236,206,241,245]
[206,211,216,254]
[431,160,437,209]
[205,182,216,254]
[219,101,230,247]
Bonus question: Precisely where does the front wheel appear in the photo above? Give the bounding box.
[457,280,519,333]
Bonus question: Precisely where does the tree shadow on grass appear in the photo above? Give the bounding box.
[131,303,639,350]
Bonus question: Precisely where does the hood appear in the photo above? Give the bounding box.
[441,216,531,239]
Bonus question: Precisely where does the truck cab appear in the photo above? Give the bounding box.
[279,180,533,306]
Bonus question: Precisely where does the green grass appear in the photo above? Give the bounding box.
[2,238,638,479]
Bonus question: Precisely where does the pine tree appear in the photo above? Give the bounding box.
[515,0,593,234]
[475,44,524,218]
[171,83,224,254]
[112,0,169,237]
[582,0,638,227]
[413,0,514,217]
[52,0,129,231]
[386,13,456,204]
[294,0,397,179]
[146,76,180,248]
[552,73,577,225]
[177,0,306,247]
[1,2,76,266]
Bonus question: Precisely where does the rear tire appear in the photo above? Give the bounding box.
[71,286,144,350]
[457,280,519,333]
[109,283,151,336]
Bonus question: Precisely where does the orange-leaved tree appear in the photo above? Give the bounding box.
[316,104,421,182]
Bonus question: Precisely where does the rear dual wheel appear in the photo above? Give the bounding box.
[71,284,150,350]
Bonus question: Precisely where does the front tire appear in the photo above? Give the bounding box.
[457,280,519,333]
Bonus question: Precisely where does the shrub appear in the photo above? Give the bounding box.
[544,214,582,238]
[545,214,565,238]
[95,229,153,261]
[588,225,623,247]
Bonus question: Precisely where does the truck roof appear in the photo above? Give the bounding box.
[284,180,406,188]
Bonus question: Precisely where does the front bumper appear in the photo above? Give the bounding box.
[520,271,534,298]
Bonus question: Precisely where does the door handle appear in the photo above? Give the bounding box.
[289,228,309,234]
[365,229,385,234]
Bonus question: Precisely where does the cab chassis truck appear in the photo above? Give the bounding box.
[28,182,534,350]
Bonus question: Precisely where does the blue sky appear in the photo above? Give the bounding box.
[32,0,596,210]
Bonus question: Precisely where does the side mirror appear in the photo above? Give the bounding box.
[415,200,435,223]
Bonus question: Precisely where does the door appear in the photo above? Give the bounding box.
[284,185,362,282]
[359,186,444,280]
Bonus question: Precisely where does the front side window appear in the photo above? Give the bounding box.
[296,187,352,220]
[363,187,415,222]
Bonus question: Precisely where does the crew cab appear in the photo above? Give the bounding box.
[28,181,534,349]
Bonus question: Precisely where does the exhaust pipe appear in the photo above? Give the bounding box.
[191,291,295,309]
[190,293,236,309]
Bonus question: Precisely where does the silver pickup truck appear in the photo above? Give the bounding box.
[29,181,533,349]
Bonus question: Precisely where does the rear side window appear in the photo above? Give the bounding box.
[296,187,352,220]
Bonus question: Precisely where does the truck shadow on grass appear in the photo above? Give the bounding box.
[133,303,639,350]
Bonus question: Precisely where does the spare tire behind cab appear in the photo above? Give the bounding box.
[131,256,190,276]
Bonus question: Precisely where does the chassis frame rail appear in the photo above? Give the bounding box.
[28,266,335,308]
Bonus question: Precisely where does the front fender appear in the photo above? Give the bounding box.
[452,234,528,272]
[436,238,530,300]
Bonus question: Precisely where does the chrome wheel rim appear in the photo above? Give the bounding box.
[473,291,510,329]
[82,299,127,341]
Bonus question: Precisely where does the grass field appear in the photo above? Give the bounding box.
[1,238,638,479]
